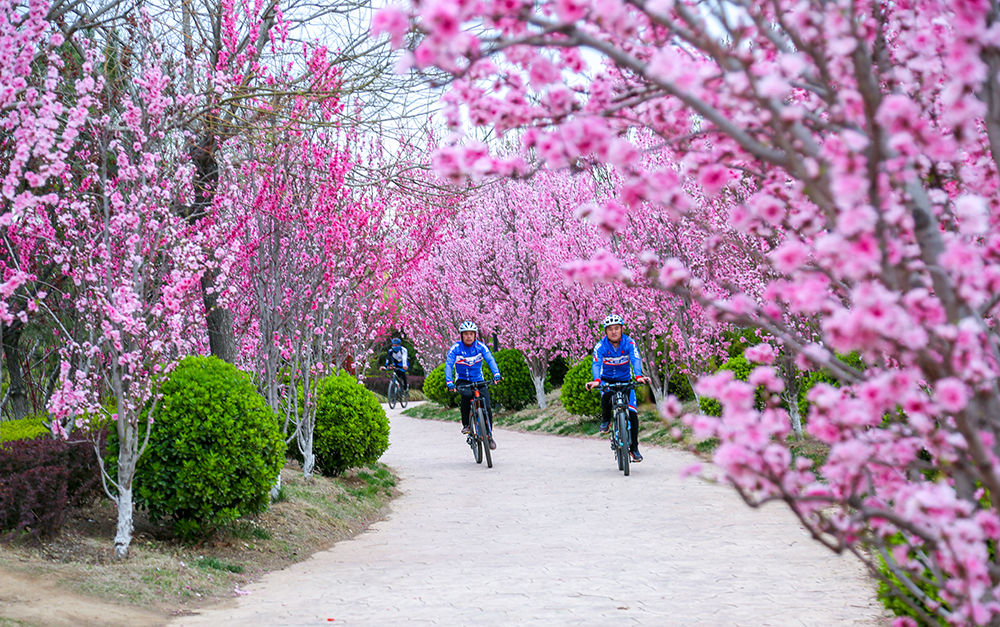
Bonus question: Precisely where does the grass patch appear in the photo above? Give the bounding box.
[194,556,244,573]
[0,460,399,619]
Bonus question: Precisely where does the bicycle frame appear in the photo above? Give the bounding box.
[456,380,496,468]
[598,381,637,476]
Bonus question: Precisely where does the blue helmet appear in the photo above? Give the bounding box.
[391,338,401,346]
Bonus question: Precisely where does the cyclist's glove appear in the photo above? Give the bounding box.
[493,374,502,382]
[446,383,456,392]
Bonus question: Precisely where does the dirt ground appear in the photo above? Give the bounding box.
[0,565,171,627]
[0,464,397,627]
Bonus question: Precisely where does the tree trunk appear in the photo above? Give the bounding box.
[114,484,134,560]
[188,134,237,363]
[686,373,701,406]
[787,396,804,440]
[299,404,316,477]
[647,368,665,405]
[202,269,237,363]
[2,324,28,421]
[526,355,548,409]
[531,373,547,409]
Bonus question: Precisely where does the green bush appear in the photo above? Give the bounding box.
[112,356,285,539]
[547,356,569,388]
[666,369,695,401]
[796,352,866,419]
[313,371,390,476]
[560,359,602,418]
[0,416,48,443]
[423,363,460,407]
[487,349,535,410]
[698,354,756,416]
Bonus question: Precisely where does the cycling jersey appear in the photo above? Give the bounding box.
[591,334,644,412]
[385,346,408,370]
[445,340,501,384]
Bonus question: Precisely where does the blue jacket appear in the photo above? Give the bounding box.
[591,335,643,412]
[591,334,643,382]
[445,340,501,384]
[385,346,408,369]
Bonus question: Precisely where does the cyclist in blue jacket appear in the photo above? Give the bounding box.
[445,321,502,450]
[381,338,409,391]
[585,314,651,463]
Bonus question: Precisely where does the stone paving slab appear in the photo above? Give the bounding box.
[170,404,888,627]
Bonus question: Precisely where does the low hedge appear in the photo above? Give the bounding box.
[0,416,49,443]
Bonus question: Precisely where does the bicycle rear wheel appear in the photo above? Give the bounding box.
[387,380,397,409]
[400,387,409,408]
[617,411,630,476]
[477,408,492,468]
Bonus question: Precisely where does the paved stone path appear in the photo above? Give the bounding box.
[171,404,887,627]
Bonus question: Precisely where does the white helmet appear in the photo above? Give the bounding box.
[458,321,478,333]
[602,314,625,329]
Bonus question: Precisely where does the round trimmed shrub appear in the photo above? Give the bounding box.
[667,369,695,401]
[698,354,760,416]
[487,349,534,411]
[560,358,602,418]
[423,363,459,407]
[121,356,285,538]
[313,371,390,476]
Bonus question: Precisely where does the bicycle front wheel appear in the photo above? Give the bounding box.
[477,408,492,468]
[617,411,630,476]
[470,416,483,464]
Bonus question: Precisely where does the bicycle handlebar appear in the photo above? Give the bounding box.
[592,380,640,394]
[453,380,498,392]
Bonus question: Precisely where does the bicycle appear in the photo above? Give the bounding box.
[595,381,638,476]
[455,380,497,468]
[381,366,409,409]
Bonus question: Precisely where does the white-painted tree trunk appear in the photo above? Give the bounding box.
[525,354,550,409]
[531,373,547,409]
[787,399,804,441]
[299,395,317,477]
[687,373,701,406]
[114,484,134,560]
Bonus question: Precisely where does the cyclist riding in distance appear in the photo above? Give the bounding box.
[445,321,502,451]
[381,338,409,391]
[584,314,651,463]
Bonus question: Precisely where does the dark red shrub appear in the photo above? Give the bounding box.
[0,435,103,540]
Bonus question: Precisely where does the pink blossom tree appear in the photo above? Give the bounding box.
[226,126,443,475]
[377,0,1000,621]
[44,40,209,559]
[0,0,106,421]
[404,168,601,407]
